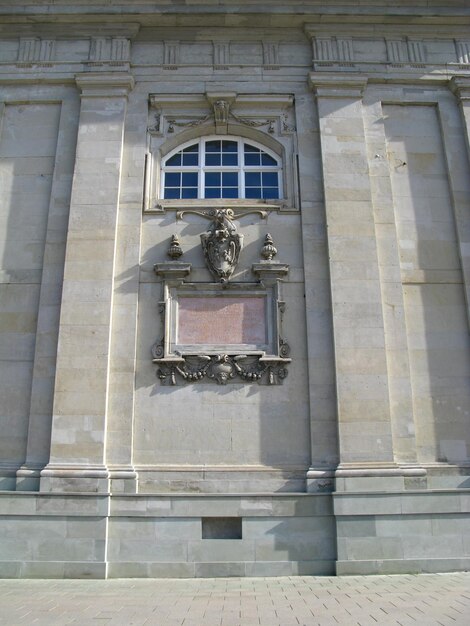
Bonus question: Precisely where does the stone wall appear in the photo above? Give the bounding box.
[0,1,469,577]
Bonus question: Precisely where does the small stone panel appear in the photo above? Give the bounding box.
[202,517,242,540]
[178,296,266,346]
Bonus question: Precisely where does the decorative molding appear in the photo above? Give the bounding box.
[213,41,230,69]
[308,73,367,99]
[456,40,470,65]
[17,37,55,64]
[167,234,183,260]
[152,229,291,386]
[407,40,425,64]
[165,95,276,135]
[87,36,130,64]
[314,37,335,63]
[146,93,297,212]
[75,72,135,98]
[147,110,162,134]
[386,39,408,63]
[164,41,180,68]
[200,210,243,283]
[312,36,354,65]
[111,37,130,62]
[176,206,268,223]
[166,114,212,134]
[449,77,470,102]
[156,354,289,386]
[149,199,285,214]
[260,233,277,261]
[337,38,354,63]
[263,42,279,69]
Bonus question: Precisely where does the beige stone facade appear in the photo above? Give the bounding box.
[0,1,470,577]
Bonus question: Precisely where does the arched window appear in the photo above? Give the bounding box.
[161,136,282,200]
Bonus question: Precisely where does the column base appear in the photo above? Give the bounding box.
[16,464,44,492]
[40,464,110,493]
[335,463,427,492]
[0,462,20,491]
[306,467,336,492]
[108,466,138,494]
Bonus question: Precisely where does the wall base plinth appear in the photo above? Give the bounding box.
[334,488,470,575]
[39,465,110,493]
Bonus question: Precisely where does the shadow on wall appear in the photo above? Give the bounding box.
[116,199,338,491]
[0,102,63,488]
[384,102,470,477]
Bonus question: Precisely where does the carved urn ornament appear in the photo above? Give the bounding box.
[200,209,243,282]
[152,208,291,385]
[167,234,183,259]
[261,233,277,261]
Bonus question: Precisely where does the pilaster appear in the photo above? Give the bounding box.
[308,73,399,490]
[449,77,470,317]
[16,95,80,491]
[40,72,134,492]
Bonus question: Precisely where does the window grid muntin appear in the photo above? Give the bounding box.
[162,137,282,200]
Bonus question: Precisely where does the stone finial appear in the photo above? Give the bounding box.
[261,233,277,261]
[167,234,183,259]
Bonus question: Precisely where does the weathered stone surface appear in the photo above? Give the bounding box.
[0,0,469,577]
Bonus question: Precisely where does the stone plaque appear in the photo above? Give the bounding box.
[178,296,266,346]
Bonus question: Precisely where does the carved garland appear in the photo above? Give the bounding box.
[151,209,291,385]
[150,98,277,135]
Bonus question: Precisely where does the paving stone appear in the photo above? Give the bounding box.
[1,573,470,626]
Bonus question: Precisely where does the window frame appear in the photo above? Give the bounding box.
[161,135,284,201]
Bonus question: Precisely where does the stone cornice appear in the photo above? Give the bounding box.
[450,76,470,101]
[308,70,470,94]
[75,71,135,98]
[0,4,469,32]
[308,73,367,99]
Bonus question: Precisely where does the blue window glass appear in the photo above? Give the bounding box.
[244,145,261,166]
[205,172,221,187]
[205,187,221,198]
[206,153,221,166]
[263,188,278,199]
[245,187,262,199]
[165,172,181,186]
[182,153,198,166]
[164,187,181,199]
[182,187,198,199]
[206,140,220,152]
[222,172,238,186]
[262,172,278,186]
[261,153,277,166]
[245,172,261,187]
[223,141,237,152]
[166,153,182,166]
[222,153,238,166]
[222,188,238,198]
[182,172,198,186]
[162,139,281,200]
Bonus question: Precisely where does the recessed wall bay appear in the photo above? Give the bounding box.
[0,103,61,472]
[384,103,470,465]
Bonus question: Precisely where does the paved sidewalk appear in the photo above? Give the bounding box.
[0,573,469,626]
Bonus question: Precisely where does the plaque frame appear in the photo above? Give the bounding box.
[152,262,291,385]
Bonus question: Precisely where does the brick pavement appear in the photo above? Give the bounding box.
[0,573,469,626]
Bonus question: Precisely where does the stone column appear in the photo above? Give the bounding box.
[450,77,470,318]
[40,72,134,492]
[308,73,404,490]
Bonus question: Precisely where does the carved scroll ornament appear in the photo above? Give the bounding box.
[154,352,289,386]
[151,218,291,385]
